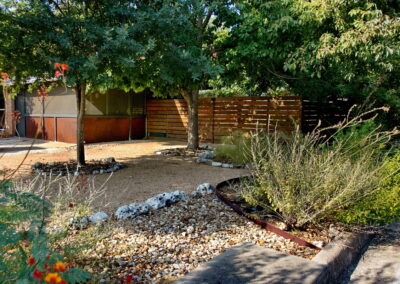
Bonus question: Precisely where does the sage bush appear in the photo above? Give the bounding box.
[242,107,399,228]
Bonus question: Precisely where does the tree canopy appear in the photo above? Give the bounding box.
[1,0,399,154]
[214,0,400,120]
[0,0,181,163]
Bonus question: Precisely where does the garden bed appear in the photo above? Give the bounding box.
[156,147,247,169]
[155,146,212,157]
[31,158,126,176]
[60,192,332,283]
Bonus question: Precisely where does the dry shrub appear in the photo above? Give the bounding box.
[242,107,399,228]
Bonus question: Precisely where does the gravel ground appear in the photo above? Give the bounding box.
[0,139,248,211]
[66,194,325,284]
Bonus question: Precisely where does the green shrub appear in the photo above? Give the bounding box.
[0,181,90,283]
[214,131,251,164]
[241,108,399,228]
[336,150,400,225]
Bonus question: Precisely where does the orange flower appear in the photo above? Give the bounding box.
[55,70,62,77]
[44,272,62,283]
[54,63,61,68]
[27,257,35,265]
[61,64,68,71]
[33,269,43,279]
[1,72,9,79]
[54,261,67,272]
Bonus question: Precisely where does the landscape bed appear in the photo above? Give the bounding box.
[58,184,336,283]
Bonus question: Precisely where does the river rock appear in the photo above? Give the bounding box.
[89,212,109,224]
[69,215,90,230]
[115,205,137,220]
[196,183,215,195]
[211,162,222,167]
[198,151,215,160]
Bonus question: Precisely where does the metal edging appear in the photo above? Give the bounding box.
[215,176,321,250]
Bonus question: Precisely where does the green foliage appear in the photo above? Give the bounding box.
[215,0,400,125]
[241,109,399,228]
[214,131,251,164]
[0,0,160,92]
[336,150,400,225]
[0,182,90,283]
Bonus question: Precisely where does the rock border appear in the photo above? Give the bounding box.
[31,157,126,176]
[155,148,246,169]
[68,183,217,231]
[114,183,216,220]
[312,231,375,283]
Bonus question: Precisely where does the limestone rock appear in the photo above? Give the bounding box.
[89,212,109,224]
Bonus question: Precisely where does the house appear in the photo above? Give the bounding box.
[9,87,147,143]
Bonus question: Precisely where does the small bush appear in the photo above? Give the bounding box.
[241,107,399,228]
[214,131,251,164]
[336,150,400,224]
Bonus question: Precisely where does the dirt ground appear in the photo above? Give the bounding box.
[0,138,248,212]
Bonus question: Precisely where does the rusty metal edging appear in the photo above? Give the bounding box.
[215,177,321,250]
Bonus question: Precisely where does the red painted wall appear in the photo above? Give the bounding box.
[24,116,145,143]
[56,118,77,143]
[84,117,145,143]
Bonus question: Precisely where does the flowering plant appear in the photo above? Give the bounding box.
[0,183,90,283]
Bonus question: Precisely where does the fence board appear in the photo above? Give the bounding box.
[147,96,303,143]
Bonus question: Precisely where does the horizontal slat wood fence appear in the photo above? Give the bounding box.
[302,99,350,133]
[147,96,303,143]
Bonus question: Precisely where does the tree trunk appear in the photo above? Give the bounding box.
[181,89,199,150]
[75,82,86,166]
[41,99,45,139]
[3,86,15,136]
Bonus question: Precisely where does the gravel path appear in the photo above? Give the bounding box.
[71,195,322,283]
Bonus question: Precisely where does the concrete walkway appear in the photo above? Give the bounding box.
[0,137,73,155]
[348,221,400,284]
[175,242,326,284]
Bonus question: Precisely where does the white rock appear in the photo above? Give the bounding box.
[170,191,189,203]
[211,162,222,167]
[196,158,212,163]
[155,151,162,155]
[198,151,215,160]
[196,183,215,195]
[186,226,195,234]
[89,212,109,223]
[129,202,150,215]
[222,163,234,168]
[191,190,203,198]
[69,215,90,230]
[146,194,167,209]
[312,241,324,248]
[115,205,136,220]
